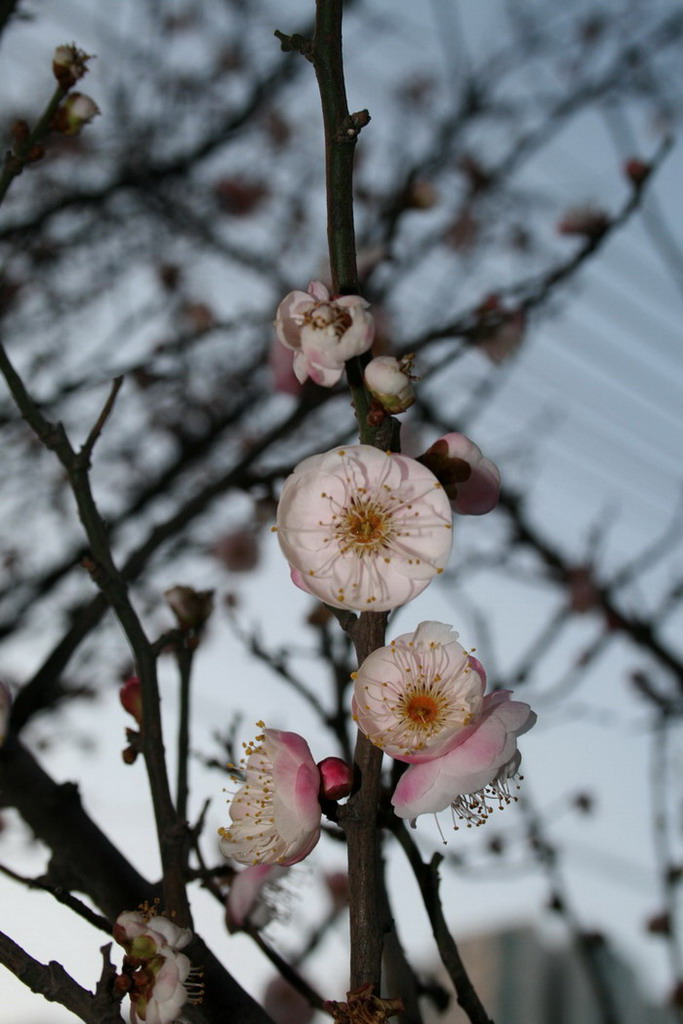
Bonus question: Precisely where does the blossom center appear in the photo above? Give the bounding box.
[405,694,440,724]
[336,496,393,554]
[303,302,352,337]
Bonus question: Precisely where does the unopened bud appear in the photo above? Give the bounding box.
[418,433,501,515]
[317,757,354,800]
[165,585,214,631]
[120,676,142,724]
[10,120,30,145]
[364,355,416,414]
[53,92,100,136]
[624,158,650,186]
[52,45,92,88]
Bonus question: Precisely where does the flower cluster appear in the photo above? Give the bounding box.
[275,281,374,387]
[275,445,453,612]
[113,910,196,1024]
[353,622,535,825]
[267,282,532,839]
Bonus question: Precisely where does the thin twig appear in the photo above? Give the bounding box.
[80,376,124,463]
[0,929,125,1024]
[0,861,112,933]
[393,826,494,1024]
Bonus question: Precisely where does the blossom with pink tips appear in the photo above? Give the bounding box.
[351,620,535,825]
[275,281,374,387]
[352,621,486,763]
[418,433,501,515]
[391,690,536,824]
[219,728,322,866]
[275,445,453,612]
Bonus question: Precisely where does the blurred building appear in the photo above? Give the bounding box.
[424,926,673,1024]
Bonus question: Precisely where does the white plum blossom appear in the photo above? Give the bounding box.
[275,280,374,387]
[351,620,535,827]
[391,690,536,825]
[219,728,322,865]
[133,953,191,1024]
[364,355,416,413]
[418,433,501,515]
[352,621,486,762]
[275,445,453,612]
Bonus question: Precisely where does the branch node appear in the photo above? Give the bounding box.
[341,109,371,139]
[274,30,313,60]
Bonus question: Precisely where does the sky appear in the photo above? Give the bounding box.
[1,0,683,1021]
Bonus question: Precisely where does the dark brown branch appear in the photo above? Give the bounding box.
[338,610,389,991]
[0,339,189,922]
[394,827,494,1024]
[0,933,125,1024]
[0,735,276,1024]
[9,383,329,731]
[0,862,112,934]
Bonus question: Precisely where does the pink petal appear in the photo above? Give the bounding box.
[453,455,501,515]
[392,696,534,818]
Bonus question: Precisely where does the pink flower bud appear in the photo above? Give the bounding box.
[624,158,650,186]
[364,356,416,414]
[418,433,501,515]
[317,757,353,800]
[119,677,142,725]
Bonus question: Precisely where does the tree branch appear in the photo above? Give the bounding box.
[0,933,125,1024]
